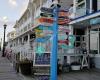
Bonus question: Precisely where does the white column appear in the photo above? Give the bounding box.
[18,38,20,44]
[90,0,92,13]
[86,27,89,54]
[22,37,24,44]
[73,0,77,18]
[28,34,30,44]
[67,56,71,64]
[69,25,73,35]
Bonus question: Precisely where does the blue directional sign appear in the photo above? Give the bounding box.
[38,25,53,30]
[35,36,51,43]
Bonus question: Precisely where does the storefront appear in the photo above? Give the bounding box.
[70,13,100,69]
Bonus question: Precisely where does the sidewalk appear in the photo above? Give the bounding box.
[0,52,34,80]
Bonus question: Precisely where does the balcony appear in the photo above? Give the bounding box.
[75,7,86,18]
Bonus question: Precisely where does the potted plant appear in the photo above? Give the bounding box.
[19,58,33,75]
[71,61,81,70]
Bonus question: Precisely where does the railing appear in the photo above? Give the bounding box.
[75,7,86,18]
[69,7,95,19]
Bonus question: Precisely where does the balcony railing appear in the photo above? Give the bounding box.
[69,7,96,19]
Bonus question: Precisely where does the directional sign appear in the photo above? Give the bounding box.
[58,40,69,45]
[58,18,71,25]
[38,17,53,23]
[60,44,69,49]
[41,7,53,14]
[59,10,70,17]
[59,27,70,32]
[38,25,53,30]
[35,36,51,43]
[40,13,54,17]
[58,34,68,40]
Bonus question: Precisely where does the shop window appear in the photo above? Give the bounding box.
[30,33,36,39]
[92,0,97,12]
[24,36,28,42]
[90,29,99,54]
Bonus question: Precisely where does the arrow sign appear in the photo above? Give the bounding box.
[40,13,54,17]
[38,25,53,30]
[41,7,53,14]
[38,17,53,23]
[35,36,51,43]
[58,40,69,45]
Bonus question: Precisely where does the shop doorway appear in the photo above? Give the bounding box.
[92,0,97,12]
[74,28,85,47]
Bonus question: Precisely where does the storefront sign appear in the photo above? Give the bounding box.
[35,53,50,64]
[90,17,100,25]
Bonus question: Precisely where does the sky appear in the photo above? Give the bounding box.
[0,0,29,41]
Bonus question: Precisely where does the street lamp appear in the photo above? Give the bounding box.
[2,24,7,57]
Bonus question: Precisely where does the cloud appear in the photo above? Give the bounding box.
[19,0,29,16]
[9,0,17,7]
[2,16,8,22]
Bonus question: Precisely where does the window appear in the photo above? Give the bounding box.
[24,26,27,32]
[77,0,84,3]
[24,35,28,42]
[28,23,31,29]
[30,33,36,39]
[90,28,100,54]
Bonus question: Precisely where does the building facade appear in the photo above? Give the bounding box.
[6,0,100,69]
[69,0,100,69]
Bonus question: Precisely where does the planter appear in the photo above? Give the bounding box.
[71,65,81,70]
[71,62,81,70]
[19,59,33,75]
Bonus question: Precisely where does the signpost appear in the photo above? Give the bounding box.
[37,1,71,80]
[50,4,60,80]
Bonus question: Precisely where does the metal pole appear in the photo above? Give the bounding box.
[0,38,2,51]
[50,5,59,80]
[2,24,7,57]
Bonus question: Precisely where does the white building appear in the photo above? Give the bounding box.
[69,0,100,69]
[7,0,100,70]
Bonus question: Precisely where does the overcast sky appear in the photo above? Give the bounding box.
[0,0,29,41]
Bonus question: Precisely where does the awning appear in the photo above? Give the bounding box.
[69,11,100,28]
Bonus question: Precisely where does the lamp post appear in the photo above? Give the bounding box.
[2,24,7,57]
